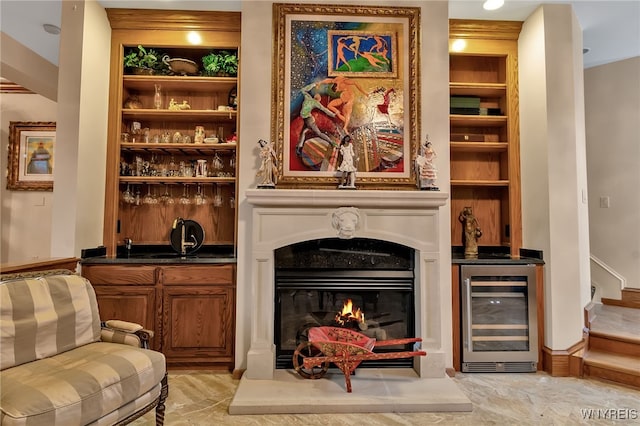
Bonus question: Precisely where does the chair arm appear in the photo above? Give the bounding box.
[101,320,154,349]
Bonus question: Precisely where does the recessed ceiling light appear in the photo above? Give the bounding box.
[43,24,61,35]
[187,31,202,45]
[451,39,467,52]
[483,0,505,11]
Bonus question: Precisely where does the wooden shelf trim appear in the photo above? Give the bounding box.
[450,115,507,127]
[451,179,509,187]
[124,75,237,92]
[449,19,523,40]
[450,142,507,152]
[122,109,237,121]
[120,142,236,155]
[120,177,235,185]
[106,9,241,33]
[450,82,506,97]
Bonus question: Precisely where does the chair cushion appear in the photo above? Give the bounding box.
[0,274,101,370]
[0,342,166,426]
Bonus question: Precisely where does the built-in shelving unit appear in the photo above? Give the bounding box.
[103,9,241,255]
[449,19,523,253]
[88,9,241,369]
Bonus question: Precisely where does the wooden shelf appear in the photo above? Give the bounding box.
[450,142,507,152]
[450,115,507,127]
[122,109,236,121]
[120,142,236,155]
[451,179,509,187]
[119,176,235,185]
[123,75,237,92]
[450,82,506,97]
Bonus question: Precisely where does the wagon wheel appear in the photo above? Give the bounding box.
[295,322,318,346]
[293,341,329,379]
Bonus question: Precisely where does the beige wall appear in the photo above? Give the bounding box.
[519,4,591,350]
[50,0,111,258]
[585,56,640,292]
[0,0,110,263]
[0,94,57,263]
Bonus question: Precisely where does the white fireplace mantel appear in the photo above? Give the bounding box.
[244,188,449,380]
[245,188,449,208]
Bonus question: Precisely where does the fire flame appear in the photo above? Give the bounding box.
[335,299,365,325]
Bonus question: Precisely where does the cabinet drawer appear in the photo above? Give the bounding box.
[161,264,235,285]
[82,265,156,285]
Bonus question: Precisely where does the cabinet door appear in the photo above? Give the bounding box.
[82,265,159,350]
[93,285,159,350]
[162,285,235,367]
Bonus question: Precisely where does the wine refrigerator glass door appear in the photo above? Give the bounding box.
[461,265,538,372]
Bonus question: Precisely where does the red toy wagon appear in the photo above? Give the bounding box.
[293,326,427,393]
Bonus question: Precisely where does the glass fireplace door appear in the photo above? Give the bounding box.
[461,265,538,372]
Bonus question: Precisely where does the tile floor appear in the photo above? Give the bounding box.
[131,303,640,424]
[131,370,640,425]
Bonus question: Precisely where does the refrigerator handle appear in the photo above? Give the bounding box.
[464,278,473,351]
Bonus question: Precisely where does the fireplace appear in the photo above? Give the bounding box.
[242,189,450,380]
[274,238,416,369]
[230,190,473,415]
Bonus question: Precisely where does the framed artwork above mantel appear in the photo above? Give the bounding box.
[271,3,421,189]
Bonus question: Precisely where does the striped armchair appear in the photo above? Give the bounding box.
[0,270,168,426]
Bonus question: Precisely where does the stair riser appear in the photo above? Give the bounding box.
[589,335,640,357]
[601,298,640,309]
[622,289,640,305]
[584,365,640,389]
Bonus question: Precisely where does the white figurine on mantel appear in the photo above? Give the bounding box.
[256,139,278,188]
[337,135,357,189]
[415,135,439,190]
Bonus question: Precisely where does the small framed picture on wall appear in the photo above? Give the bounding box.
[7,121,56,191]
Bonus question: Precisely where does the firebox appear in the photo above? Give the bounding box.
[274,238,416,369]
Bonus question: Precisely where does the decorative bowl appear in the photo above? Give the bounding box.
[162,55,199,76]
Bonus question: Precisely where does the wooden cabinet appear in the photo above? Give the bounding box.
[449,20,522,255]
[161,266,235,365]
[82,263,236,369]
[82,265,159,349]
[103,10,241,256]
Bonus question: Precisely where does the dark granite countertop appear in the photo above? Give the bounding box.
[451,246,544,265]
[80,245,237,265]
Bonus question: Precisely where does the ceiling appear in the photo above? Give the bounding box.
[1,1,639,69]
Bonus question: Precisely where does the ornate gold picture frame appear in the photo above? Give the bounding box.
[272,3,420,189]
[7,121,56,191]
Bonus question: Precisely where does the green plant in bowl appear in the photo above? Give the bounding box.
[202,50,238,77]
[123,45,167,75]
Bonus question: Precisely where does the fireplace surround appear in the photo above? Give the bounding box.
[229,189,473,414]
[243,189,449,379]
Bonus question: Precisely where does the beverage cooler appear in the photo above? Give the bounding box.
[461,264,538,372]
